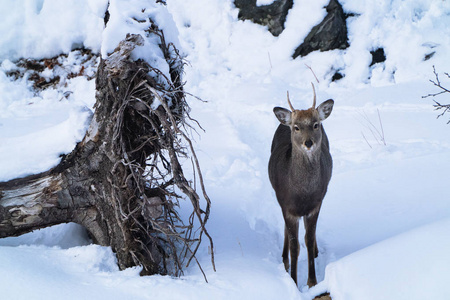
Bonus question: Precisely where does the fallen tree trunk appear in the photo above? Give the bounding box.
[0,15,214,278]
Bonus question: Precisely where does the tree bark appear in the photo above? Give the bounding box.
[0,24,214,278]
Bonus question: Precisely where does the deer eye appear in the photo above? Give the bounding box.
[294,125,300,131]
[313,123,319,130]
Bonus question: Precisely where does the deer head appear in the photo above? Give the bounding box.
[273,84,334,155]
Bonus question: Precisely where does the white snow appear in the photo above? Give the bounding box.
[101,0,181,83]
[1,0,450,299]
[256,0,276,6]
[0,0,106,61]
[320,218,450,300]
[0,50,98,180]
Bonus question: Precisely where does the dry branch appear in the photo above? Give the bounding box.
[422,65,450,123]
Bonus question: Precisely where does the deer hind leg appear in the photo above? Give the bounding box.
[284,216,300,285]
[304,210,320,287]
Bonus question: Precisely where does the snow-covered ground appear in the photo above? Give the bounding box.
[1,0,450,299]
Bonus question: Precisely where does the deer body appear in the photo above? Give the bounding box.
[268,88,333,287]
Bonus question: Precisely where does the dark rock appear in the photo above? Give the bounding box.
[234,0,294,36]
[370,48,386,66]
[424,51,435,61]
[293,0,349,58]
[331,71,344,82]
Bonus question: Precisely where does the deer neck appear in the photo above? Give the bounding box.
[291,143,320,166]
[289,144,321,190]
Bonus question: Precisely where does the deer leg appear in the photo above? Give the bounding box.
[282,226,290,272]
[314,240,319,258]
[284,216,299,285]
[304,218,319,258]
[304,210,320,287]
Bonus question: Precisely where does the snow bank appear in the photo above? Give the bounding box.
[0,51,97,181]
[322,218,450,300]
[0,223,91,248]
[0,0,104,180]
[339,0,450,85]
[0,0,106,61]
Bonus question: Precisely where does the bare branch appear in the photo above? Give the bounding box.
[423,66,450,123]
[305,63,320,83]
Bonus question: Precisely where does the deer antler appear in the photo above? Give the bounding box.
[287,91,295,111]
[311,82,316,109]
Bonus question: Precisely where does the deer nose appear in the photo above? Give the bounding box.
[304,139,313,149]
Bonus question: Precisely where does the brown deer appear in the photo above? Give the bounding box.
[268,84,333,287]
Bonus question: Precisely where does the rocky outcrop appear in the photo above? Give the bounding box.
[293,0,349,58]
[234,0,349,58]
[370,48,386,66]
[234,0,293,36]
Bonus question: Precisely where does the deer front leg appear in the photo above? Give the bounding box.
[304,218,319,258]
[304,210,320,287]
[282,226,290,272]
[284,215,300,285]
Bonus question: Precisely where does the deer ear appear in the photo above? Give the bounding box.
[317,99,334,121]
[273,107,292,125]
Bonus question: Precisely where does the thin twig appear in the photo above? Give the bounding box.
[377,109,386,145]
[422,66,450,124]
[357,110,386,146]
[305,63,320,83]
[361,132,372,149]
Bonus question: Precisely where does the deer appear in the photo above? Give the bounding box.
[268,84,334,287]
